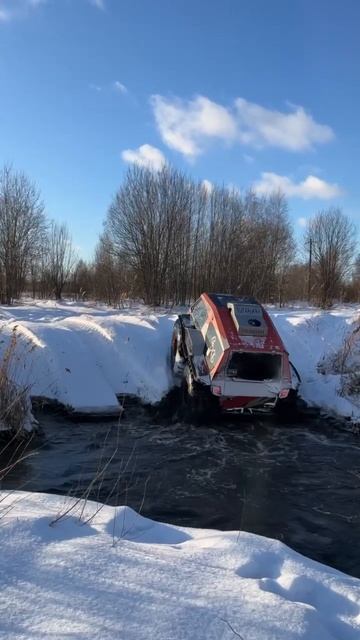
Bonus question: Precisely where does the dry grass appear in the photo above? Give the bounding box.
[332,332,357,375]
[321,318,360,403]
[317,317,360,409]
[341,368,360,399]
[0,327,32,437]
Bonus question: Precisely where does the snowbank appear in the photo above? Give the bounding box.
[271,305,360,421]
[0,301,175,415]
[0,300,360,419]
[0,491,359,640]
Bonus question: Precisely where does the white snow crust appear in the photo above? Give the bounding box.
[0,491,359,640]
[0,300,359,419]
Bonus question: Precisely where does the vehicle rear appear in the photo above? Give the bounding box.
[171,293,297,417]
[212,348,292,412]
[193,293,293,413]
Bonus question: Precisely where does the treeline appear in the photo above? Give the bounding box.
[0,166,76,304]
[0,164,359,308]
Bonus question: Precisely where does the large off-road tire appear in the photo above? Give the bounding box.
[180,365,219,423]
[274,388,300,422]
[170,319,185,378]
[275,360,302,421]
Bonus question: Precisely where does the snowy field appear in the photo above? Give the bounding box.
[0,491,359,640]
[0,300,359,420]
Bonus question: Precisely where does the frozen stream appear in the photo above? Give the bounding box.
[1,403,360,578]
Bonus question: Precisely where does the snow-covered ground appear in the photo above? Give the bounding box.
[0,300,359,419]
[271,304,360,422]
[0,491,359,640]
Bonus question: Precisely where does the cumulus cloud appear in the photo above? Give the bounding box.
[150,94,334,159]
[121,144,166,172]
[113,81,128,94]
[151,95,237,158]
[254,172,342,200]
[235,99,333,151]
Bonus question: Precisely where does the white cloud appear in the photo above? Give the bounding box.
[150,94,334,159]
[151,95,237,158]
[201,179,213,195]
[121,144,166,172]
[0,0,46,21]
[298,217,308,228]
[113,81,128,94]
[90,81,128,94]
[254,172,343,200]
[235,99,333,151]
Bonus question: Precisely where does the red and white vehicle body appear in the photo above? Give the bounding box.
[172,293,297,413]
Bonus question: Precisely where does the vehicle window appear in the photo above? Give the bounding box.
[205,322,223,370]
[192,299,208,330]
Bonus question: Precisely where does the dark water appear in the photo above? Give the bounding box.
[1,402,360,577]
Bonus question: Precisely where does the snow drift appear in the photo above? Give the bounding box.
[0,491,359,640]
[272,305,360,421]
[0,301,175,416]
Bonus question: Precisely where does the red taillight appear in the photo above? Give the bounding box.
[211,385,222,396]
[279,389,289,399]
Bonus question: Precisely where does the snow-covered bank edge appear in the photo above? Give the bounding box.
[0,490,359,640]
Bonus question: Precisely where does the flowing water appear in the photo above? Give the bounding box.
[1,401,360,577]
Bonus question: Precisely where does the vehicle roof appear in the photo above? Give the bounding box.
[201,292,287,353]
[207,293,258,306]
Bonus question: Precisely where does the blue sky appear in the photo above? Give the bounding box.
[0,0,359,257]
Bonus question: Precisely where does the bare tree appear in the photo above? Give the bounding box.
[93,233,132,306]
[262,192,296,304]
[283,262,308,302]
[71,259,93,301]
[46,222,77,300]
[0,165,47,304]
[305,208,357,308]
[354,254,360,282]
[343,253,360,302]
[106,166,195,305]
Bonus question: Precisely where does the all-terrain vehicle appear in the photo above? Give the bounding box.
[171,293,300,418]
